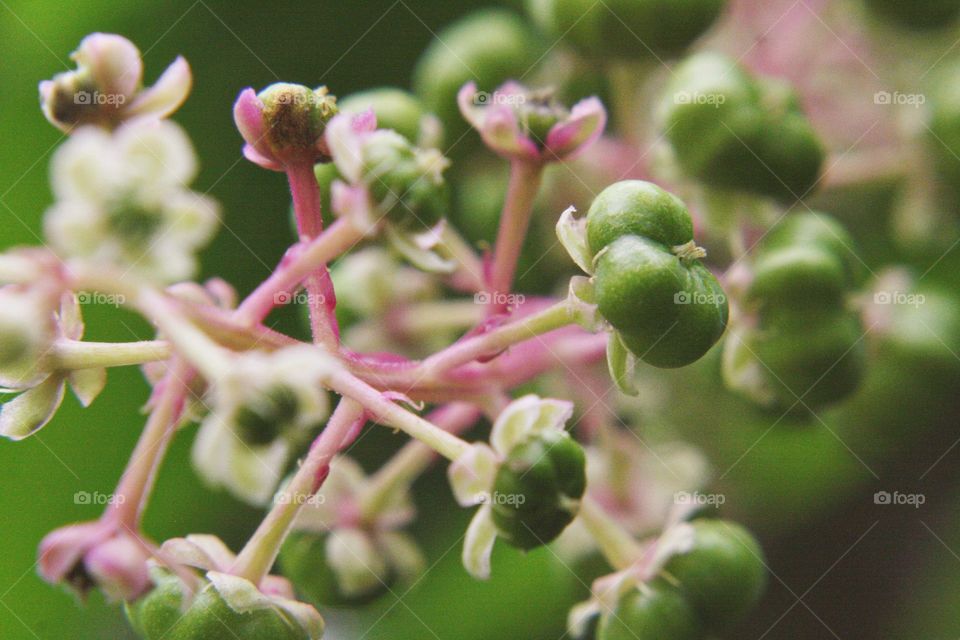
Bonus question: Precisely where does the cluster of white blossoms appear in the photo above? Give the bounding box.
[44,120,219,283]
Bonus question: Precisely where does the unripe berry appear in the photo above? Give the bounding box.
[586,182,728,369]
[664,54,824,201]
[760,212,859,284]
[662,519,766,632]
[413,10,541,136]
[126,571,321,640]
[865,0,960,30]
[746,245,848,318]
[279,531,392,607]
[527,0,725,61]
[490,429,586,550]
[338,87,435,146]
[597,578,702,640]
[585,180,693,255]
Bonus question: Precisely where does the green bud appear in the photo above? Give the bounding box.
[662,519,766,632]
[664,53,824,201]
[526,0,725,61]
[594,236,728,368]
[586,180,694,255]
[338,87,436,146]
[597,578,702,640]
[865,0,960,30]
[126,570,319,640]
[278,531,391,607]
[490,429,586,550]
[258,83,338,160]
[362,131,449,231]
[413,10,541,136]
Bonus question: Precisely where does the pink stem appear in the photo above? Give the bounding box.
[486,160,544,314]
[104,359,194,528]
[286,162,340,349]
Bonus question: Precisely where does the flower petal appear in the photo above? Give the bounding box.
[490,394,574,455]
[0,375,66,441]
[556,206,594,275]
[456,82,484,131]
[462,504,497,580]
[37,520,108,584]
[447,443,498,507]
[125,56,192,121]
[480,105,539,160]
[233,88,277,168]
[325,528,389,598]
[69,367,107,407]
[74,33,143,101]
[545,96,607,161]
[160,534,236,572]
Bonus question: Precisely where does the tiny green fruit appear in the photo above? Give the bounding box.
[597,578,702,640]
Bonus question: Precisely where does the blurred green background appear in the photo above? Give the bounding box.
[2,1,960,639]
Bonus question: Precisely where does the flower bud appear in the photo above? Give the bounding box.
[527,0,725,61]
[661,519,766,632]
[38,521,151,602]
[597,578,702,640]
[490,429,586,550]
[234,84,338,170]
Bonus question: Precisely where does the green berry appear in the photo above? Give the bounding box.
[597,578,702,640]
[278,531,391,607]
[664,53,824,201]
[586,180,694,255]
[755,313,866,411]
[413,10,541,136]
[761,212,859,284]
[338,88,431,144]
[594,236,728,368]
[746,245,848,318]
[865,0,960,30]
[126,570,317,640]
[527,0,726,61]
[663,519,766,632]
[490,429,586,550]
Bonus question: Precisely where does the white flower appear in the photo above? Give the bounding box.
[191,346,335,506]
[44,120,218,283]
[284,456,424,601]
[0,292,106,441]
